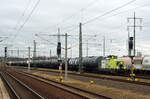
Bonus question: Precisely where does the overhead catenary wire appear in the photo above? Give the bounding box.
[2,0,32,45]
[83,0,137,25]
[35,33,92,50]
[37,0,99,34]
[13,1,148,38]
[48,0,138,34]
[11,0,40,41]
[34,0,139,37]
[10,0,40,47]
[58,0,99,23]
[35,34,57,47]
[17,0,40,32]
[13,0,31,30]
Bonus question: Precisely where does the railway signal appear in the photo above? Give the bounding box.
[128,37,135,81]
[57,42,61,61]
[4,47,7,59]
[4,47,7,67]
[128,37,134,56]
[127,12,142,81]
[129,37,133,50]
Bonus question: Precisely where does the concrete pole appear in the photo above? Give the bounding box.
[103,36,105,57]
[133,12,136,56]
[28,47,30,72]
[17,48,19,57]
[50,49,51,58]
[86,40,88,57]
[128,30,130,56]
[11,50,13,57]
[79,22,83,73]
[33,40,36,67]
[33,40,36,58]
[65,33,68,81]
[70,44,72,58]
[58,28,60,42]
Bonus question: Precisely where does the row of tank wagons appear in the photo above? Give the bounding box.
[8,56,103,71]
[8,59,61,68]
[7,56,150,72]
[7,56,127,73]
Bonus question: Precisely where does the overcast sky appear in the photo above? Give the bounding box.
[0,0,150,58]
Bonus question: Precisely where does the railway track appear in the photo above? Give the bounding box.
[11,66,150,80]
[135,75,150,80]
[19,71,111,99]
[2,68,111,99]
[8,66,150,87]
[16,67,150,87]
[0,71,44,99]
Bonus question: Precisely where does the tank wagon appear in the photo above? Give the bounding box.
[68,56,104,72]
[118,57,143,73]
[142,56,150,73]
